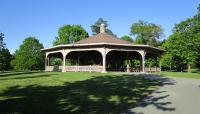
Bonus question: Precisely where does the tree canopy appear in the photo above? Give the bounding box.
[53,25,89,46]
[0,32,12,71]
[130,20,164,46]
[91,18,116,36]
[121,35,133,43]
[0,32,6,51]
[11,37,44,70]
[161,4,200,72]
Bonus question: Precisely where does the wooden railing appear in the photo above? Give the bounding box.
[45,65,103,72]
[145,67,161,72]
[45,66,62,72]
[65,65,103,72]
[45,65,160,72]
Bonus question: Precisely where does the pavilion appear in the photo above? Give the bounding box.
[41,24,164,73]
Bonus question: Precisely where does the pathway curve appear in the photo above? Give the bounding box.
[125,75,200,114]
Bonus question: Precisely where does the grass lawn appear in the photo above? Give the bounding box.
[0,71,161,114]
[157,70,200,79]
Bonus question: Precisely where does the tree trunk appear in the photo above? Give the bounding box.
[187,64,191,73]
[170,65,172,72]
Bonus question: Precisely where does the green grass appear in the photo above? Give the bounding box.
[0,71,161,114]
[158,71,200,79]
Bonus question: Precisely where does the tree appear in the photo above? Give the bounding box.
[162,31,199,72]
[11,37,44,70]
[50,57,62,66]
[0,48,12,71]
[53,25,89,46]
[121,35,133,42]
[0,32,5,51]
[130,20,164,46]
[0,32,12,71]
[145,58,156,71]
[162,8,200,72]
[160,53,174,71]
[91,18,116,36]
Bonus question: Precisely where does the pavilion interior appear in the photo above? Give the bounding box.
[47,50,159,72]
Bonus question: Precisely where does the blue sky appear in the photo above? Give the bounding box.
[0,0,199,53]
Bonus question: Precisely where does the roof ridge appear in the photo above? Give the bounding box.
[75,32,131,44]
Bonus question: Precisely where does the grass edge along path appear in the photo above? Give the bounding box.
[156,71,200,79]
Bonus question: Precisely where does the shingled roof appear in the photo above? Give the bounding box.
[75,33,131,44]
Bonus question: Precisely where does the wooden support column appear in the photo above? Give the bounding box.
[62,51,67,72]
[47,56,49,66]
[142,54,145,73]
[159,60,162,73]
[45,55,47,72]
[45,53,48,72]
[102,53,106,73]
[126,52,130,73]
[139,50,146,73]
[101,48,106,73]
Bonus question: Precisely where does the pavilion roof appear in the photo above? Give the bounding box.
[75,33,131,44]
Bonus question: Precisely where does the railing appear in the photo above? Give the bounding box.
[130,68,141,72]
[145,66,161,72]
[45,65,161,72]
[65,65,103,72]
[45,66,62,72]
[45,65,103,72]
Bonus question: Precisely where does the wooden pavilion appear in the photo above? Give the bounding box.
[41,24,164,73]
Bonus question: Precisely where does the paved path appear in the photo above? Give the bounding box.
[125,76,200,114]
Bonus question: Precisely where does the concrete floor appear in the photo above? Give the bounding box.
[125,76,200,114]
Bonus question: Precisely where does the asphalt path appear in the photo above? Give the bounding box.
[125,75,200,114]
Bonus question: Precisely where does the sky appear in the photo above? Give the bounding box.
[0,0,199,53]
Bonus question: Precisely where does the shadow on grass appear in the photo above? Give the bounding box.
[0,71,43,77]
[0,73,58,81]
[0,75,174,114]
[192,69,200,74]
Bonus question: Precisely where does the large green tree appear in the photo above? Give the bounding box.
[130,20,164,46]
[162,4,200,72]
[53,25,88,46]
[11,37,44,70]
[91,18,116,36]
[0,32,12,71]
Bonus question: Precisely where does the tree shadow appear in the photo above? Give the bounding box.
[192,69,200,74]
[0,71,42,77]
[125,76,176,114]
[0,73,58,81]
[0,74,174,114]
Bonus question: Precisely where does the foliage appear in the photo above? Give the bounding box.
[53,25,89,46]
[0,32,6,50]
[134,35,143,44]
[160,53,174,71]
[130,20,164,46]
[0,48,12,71]
[121,35,133,42]
[65,59,77,66]
[50,57,62,66]
[0,32,12,71]
[11,37,44,70]
[131,59,141,68]
[145,58,156,67]
[91,18,116,36]
[162,5,200,71]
